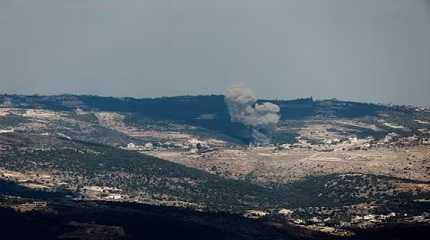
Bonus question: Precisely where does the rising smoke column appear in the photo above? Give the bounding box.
[224,85,280,144]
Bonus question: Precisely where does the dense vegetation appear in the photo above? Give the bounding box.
[0,194,292,240]
[278,174,430,208]
[0,138,292,212]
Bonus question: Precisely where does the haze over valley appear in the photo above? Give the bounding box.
[1,1,430,239]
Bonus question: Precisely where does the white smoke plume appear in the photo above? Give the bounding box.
[224,85,280,144]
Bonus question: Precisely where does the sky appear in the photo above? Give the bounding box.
[1,0,429,106]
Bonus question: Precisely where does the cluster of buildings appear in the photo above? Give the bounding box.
[378,133,430,147]
[123,138,215,154]
[243,206,429,238]
[80,185,124,201]
[275,133,430,152]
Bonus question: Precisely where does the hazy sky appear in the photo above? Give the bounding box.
[1,0,429,105]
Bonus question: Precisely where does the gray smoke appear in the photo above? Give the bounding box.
[224,85,280,144]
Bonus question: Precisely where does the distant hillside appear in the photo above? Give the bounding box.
[0,94,396,120]
[0,94,423,143]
